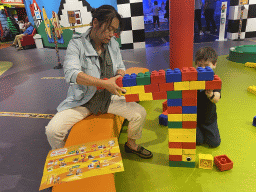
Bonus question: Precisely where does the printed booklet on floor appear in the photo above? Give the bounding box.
[39,137,124,191]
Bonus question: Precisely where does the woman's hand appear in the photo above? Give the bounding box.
[103,76,126,97]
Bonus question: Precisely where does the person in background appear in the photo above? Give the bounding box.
[153,1,161,30]
[204,0,217,34]
[195,0,203,35]
[164,0,169,22]
[18,20,25,34]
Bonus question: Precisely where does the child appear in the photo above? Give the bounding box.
[195,47,221,148]
[153,1,160,30]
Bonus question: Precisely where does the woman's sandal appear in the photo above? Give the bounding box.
[125,142,153,159]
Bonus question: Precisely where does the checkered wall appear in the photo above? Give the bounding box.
[227,0,256,39]
[117,0,145,50]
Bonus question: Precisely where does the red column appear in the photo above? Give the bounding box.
[169,0,194,69]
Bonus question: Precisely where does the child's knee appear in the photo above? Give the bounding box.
[208,140,221,148]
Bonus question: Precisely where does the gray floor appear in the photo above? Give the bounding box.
[0,37,256,192]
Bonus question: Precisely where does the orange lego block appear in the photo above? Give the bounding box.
[169,155,182,161]
[144,84,160,93]
[182,98,197,106]
[125,94,139,102]
[116,76,123,87]
[182,121,197,128]
[181,67,197,81]
[159,82,174,92]
[151,70,166,84]
[169,142,182,148]
[205,75,222,90]
[182,90,197,98]
[163,100,168,112]
[167,106,182,114]
[152,91,167,100]
[182,142,196,149]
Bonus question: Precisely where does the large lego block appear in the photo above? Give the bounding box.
[168,142,182,148]
[168,133,196,142]
[136,72,151,85]
[125,94,139,102]
[182,90,197,98]
[144,84,160,93]
[167,99,182,106]
[182,106,197,114]
[159,113,168,126]
[167,91,182,99]
[116,76,123,87]
[181,67,197,81]
[168,114,183,122]
[159,83,174,92]
[182,98,197,106]
[169,155,182,161]
[167,106,182,114]
[169,148,182,155]
[168,122,183,128]
[168,128,196,135]
[119,87,131,96]
[205,75,222,90]
[130,85,145,94]
[197,66,214,81]
[169,161,195,168]
[163,100,167,112]
[166,68,182,83]
[199,154,213,169]
[190,81,205,90]
[182,142,196,149]
[151,70,166,84]
[139,93,153,101]
[182,121,197,129]
[152,91,167,100]
[214,155,233,172]
[174,81,190,91]
[182,149,196,154]
[248,85,256,95]
[183,114,197,121]
[182,154,196,162]
[122,73,137,87]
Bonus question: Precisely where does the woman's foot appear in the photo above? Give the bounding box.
[125,142,153,159]
[11,44,16,47]
[17,47,23,51]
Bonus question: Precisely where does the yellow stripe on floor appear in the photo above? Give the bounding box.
[0,112,54,119]
[0,61,13,76]
[41,77,65,79]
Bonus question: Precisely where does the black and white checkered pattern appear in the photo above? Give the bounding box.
[117,0,145,50]
[227,0,256,39]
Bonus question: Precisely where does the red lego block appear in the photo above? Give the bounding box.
[205,75,222,90]
[182,90,197,98]
[163,101,167,112]
[169,142,182,148]
[163,110,168,115]
[182,142,196,149]
[159,82,174,92]
[116,76,123,87]
[182,121,197,128]
[152,91,167,100]
[214,155,233,172]
[182,98,197,106]
[151,70,166,84]
[181,67,197,81]
[125,94,139,102]
[167,106,182,114]
[144,84,160,93]
[169,155,182,161]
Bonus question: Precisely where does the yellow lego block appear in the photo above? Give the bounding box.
[168,114,183,122]
[168,128,196,135]
[198,154,213,169]
[119,87,131,96]
[169,148,182,155]
[168,130,196,142]
[139,93,153,101]
[183,114,197,121]
[174,81,190,91]
[245,62,256,68]
[182,154,196,162]
[248,85,256,95]
[182,149,196,154]
[190,81,205,90]
[130,86,145,94]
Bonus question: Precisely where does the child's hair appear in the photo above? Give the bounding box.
[195,47,218,65]
[90,5,123,34]
[154,1,158,5]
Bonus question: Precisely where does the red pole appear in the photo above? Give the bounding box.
[169,0,194,69]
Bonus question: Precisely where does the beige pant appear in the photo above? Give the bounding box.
[13,34,25,47]
[45,95,147,150]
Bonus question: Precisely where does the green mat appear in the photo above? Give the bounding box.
[0,61,13,76]
[115,55,256,192]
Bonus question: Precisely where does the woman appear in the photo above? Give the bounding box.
[45,5,153,159]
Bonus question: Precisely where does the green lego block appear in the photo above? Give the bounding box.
[136,72,151,85]
[169,161,195,168]
[167,91,182,99]
[168,122,183,128]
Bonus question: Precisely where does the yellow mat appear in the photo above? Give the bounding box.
[0,61,13,76]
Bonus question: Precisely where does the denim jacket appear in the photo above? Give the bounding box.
[57,28,126,112]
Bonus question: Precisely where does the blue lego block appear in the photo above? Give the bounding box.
[196,66,214,81]
[167,99,182,106]
[159,114,168,126]
[166,68,182,83]
[122,73,137,87]
[182,106,197,114]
